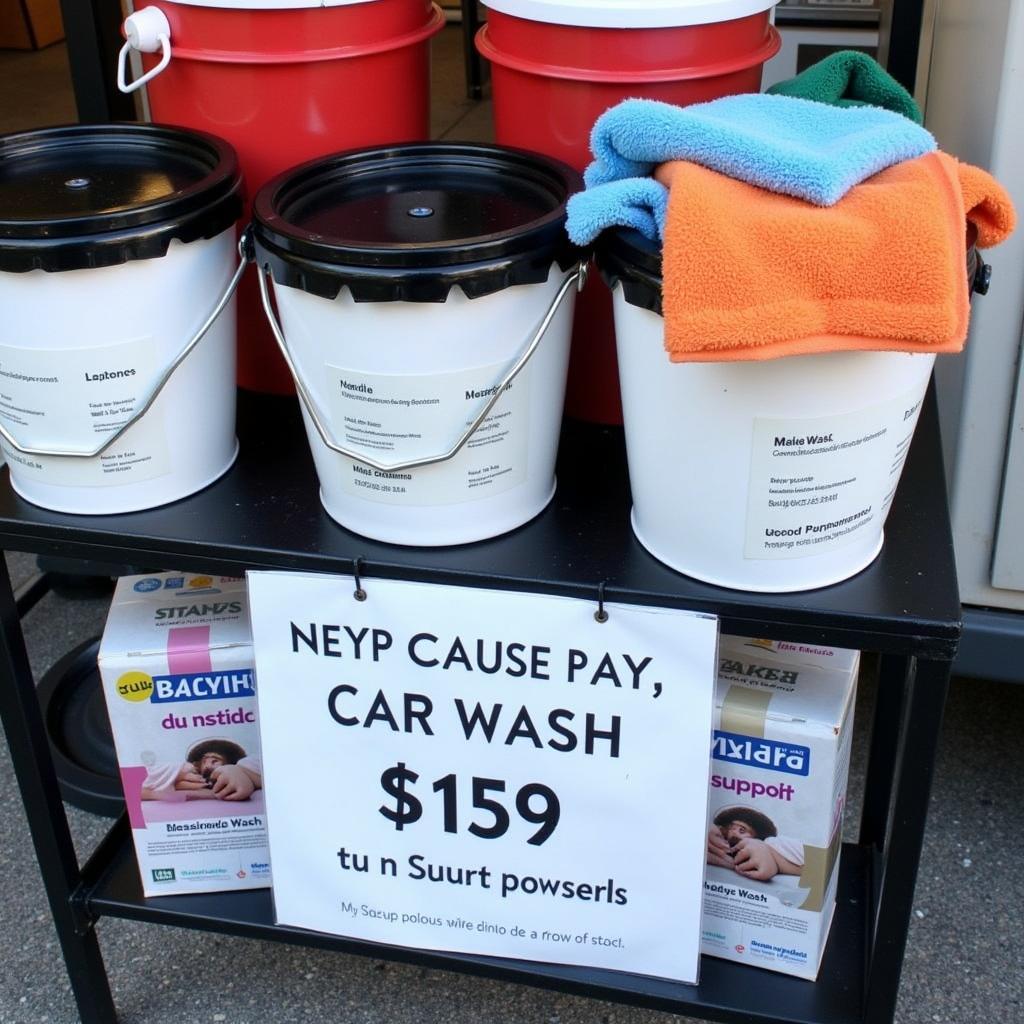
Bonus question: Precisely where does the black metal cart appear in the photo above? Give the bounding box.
[0,387,959,1024]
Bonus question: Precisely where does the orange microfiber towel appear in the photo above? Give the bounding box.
[652,151,1016,362]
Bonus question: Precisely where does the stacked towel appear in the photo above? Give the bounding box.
[767,50,924,124]
[653,152,1015,362]
[566,93,935,245]
[565,51,1016,363]
[585,93,934,205]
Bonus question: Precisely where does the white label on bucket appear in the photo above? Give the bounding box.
[0,338,171,486]
[743,387,927,560]
[326,360,529,506]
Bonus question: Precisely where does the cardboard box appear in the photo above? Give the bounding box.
[700,636,859,979]
[0,0,64,51]
[98,572,270,897]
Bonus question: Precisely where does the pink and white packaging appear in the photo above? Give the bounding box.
[98,572,269,897]
[701,636,859,979]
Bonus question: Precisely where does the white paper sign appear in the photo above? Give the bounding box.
[247,572,719,983]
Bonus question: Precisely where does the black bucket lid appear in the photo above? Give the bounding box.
[0,123,242,274]
[252,142,585,303]
[597,227,664,317]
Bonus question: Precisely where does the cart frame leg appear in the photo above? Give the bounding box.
[0,553,118,1024]
[860,653,911,851]
[862,655,951,1023]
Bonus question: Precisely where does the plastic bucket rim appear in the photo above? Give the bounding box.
[0,121,240,241]
[476,21,782,83]
[154,0,385,8]
[479,0,779,30]
[157,3,446,65]
[252,141,584,273]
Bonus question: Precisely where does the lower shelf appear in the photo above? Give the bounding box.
[83,822,868,1024]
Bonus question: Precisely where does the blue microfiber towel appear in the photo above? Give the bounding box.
[566,92,937,245]
[584,93,936,205]
[566,178,667,247]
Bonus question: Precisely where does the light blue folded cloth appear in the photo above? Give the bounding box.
[566,178,668,249]
[567,93,936,245]
[587,93,936,203]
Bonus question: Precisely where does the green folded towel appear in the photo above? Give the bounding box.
[767,50,924,125]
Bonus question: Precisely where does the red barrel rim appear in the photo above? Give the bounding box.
[163,4,445,64]
[476,22,781,83]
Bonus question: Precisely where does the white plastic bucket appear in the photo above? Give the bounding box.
[0,124,242,515]
[252,143,584,546]
[601,229,938,593]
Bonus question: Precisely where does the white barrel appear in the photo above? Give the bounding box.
[253,143,584,546]
[603,229,938,593]
[0,124,243,515]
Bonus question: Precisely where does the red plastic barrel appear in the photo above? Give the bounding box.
[128,0,445,394]
[477,0,780,423]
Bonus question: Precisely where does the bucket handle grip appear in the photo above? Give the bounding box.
[117,8,172,95]
[257,259,587,475]
[0,236,248,461]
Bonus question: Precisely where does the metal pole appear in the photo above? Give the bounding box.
[461,0,484,100]
[60,0,136,122]
[884,0,926,96]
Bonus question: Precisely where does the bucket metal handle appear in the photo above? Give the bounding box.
[257,259,587,475]
[0,237,248,461]
[117,8,172,95]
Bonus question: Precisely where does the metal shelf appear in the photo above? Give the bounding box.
[0,390,960,659]
[82,818,868,1024]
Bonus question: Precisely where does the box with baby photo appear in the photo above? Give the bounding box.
[98,572,269,897]
[701,636,859,980]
